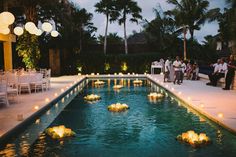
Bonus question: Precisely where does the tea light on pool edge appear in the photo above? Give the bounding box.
[34,105,39,110]
[45,98,50,102]
[61,88,64,92]
[17,114,24,121]
[35,119,40,124]
[96,73,100,75]
[54,93,58,97]
[178,91,182,95]
[187,97,191,101]
[171,87,175,91]
[200,104,204,108]
[218,113,224,118]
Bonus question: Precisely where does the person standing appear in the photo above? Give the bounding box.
[207,59,221,86]
[173,56,182,85]
[164,57,171,82]
[180,59,186,83]
[223,55,236,90]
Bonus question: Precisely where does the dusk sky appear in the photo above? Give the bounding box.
[70,0,228,43]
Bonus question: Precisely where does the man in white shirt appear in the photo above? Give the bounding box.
[173,56,182,84]
[207,58,228,86]
[164,57,170,82]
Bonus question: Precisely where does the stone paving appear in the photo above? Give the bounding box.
[0,75,85,137]
[147,74,236,133]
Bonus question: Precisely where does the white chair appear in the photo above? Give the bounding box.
[18,75,31,94]
[30,73,44,92]
[5,73,19,100]
[43,69,51,90]
[0,83,9,106]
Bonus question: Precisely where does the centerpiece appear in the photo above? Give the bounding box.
[113,85,123,90]
[176,130,211,147]
[133,79,143,86]
[46,125,76,139]
[94,80,105,86]
[148,92,164,100]
[107,103,129,112]
[84,94,101,101]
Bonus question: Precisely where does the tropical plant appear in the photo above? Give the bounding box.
[98,33,123,44]
[113,0,142,54]
[95,0,117,54]
[166,0,211,40]
[71,8,97,53]
[16,31,41,69]
[143,8,177,52]
[165,0,219,59]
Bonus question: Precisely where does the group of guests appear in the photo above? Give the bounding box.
[206,55,236,90]
[163,56,199,85]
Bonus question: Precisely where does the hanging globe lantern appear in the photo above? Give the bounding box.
[25,22,36,32]
[14,26,24,36]
[35,29,42,36]
[51,30,59,37]
[0,12,15,25]
[0,23,8,30]
[42,22,53,32]
[0,27,10,35]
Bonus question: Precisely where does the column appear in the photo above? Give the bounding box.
[3,41,12,71]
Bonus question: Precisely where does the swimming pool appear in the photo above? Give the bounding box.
[1,78,236,157]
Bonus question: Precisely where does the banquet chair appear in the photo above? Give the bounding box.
[30,73,44,92]
[18,74,31,94]
[6,73,19,100]
[0,82,9,106]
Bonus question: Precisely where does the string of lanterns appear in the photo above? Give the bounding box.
[0,11,59,37]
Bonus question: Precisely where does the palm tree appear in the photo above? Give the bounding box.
[114,0,142,54]
[95,0,116,54]
[166,0,214,59]
[72,8,97,53]
[166,0,210,40]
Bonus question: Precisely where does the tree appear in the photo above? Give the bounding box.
[143,8,177,52]
[98,33,123,44]
[114,0,142,54]
[166,0,214,59]
[95,0,116,54]
[71,8,97,53]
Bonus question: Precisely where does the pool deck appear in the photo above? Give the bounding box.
[0,74,236,142]
[147,74,236,133]
[0,75,85,138]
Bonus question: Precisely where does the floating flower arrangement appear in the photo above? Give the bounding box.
[113,85,123,90]
[46,125,76,139]
[148,92,164,101]
[94,80,105,86]
[107,103,129,112]
[176,130,211,147]
[84,94,101,101]
[133,79,143,86]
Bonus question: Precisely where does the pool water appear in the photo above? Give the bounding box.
[18,79,236,156]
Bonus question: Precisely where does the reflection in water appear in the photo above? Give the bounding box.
[1,79,236,157]
[0,144,16,157]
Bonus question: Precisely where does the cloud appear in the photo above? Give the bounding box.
[70,0,226,42]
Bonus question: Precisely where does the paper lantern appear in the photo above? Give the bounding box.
[0,23,8,30]
[25,22,36,32]
[14,26,24,36]
[51,30,59,37]
[0,12,15,25]
[42,22,53,32]
[0,27,10,35]
[35,29,42,36]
